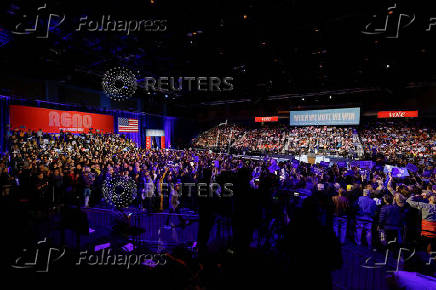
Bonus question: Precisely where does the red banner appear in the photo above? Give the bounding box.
[146,136,151,149]
[255,116,279,122]
[9,105,114,133]
[377,111,418,118]
[161,136,165,149]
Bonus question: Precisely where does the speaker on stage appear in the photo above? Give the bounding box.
[307,153,316,165]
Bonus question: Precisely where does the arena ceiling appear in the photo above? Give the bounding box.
[0,0,435,112]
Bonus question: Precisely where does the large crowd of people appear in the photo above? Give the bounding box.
[1,123,435,281]
[360,120,436,166]
[192,121,436,164]
[190,124,245,150]
[193,123,361,157]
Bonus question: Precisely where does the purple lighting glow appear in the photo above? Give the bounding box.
[95,242,111,252]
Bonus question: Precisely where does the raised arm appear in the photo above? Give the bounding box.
[386,173,395,195]
[406,195,430,210]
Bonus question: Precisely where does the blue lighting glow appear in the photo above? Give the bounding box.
[0,27,11,47]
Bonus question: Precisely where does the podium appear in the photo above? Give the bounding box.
[307,153,316,165]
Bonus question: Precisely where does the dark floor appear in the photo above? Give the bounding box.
[4,204,435,289]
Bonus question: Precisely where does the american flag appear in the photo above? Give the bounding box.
[118,118,139,132]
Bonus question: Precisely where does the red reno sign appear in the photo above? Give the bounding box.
[10,105,114,133]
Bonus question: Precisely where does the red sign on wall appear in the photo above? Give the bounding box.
[377,111,418,118]
[255,116,279,122]
[9,105,114,133]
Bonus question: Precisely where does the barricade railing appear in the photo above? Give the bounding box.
[82,208,200,249]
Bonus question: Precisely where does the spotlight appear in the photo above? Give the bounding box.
[301,98,305,101]
[243,14,248,20]
[329,95,332,99]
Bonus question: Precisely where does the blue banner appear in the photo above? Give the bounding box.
[406,163,418,173]
[320,161,330,168]
[359,161,375,169]
[336,161,347,168]
[290,108,360,126]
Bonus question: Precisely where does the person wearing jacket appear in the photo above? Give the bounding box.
[406,194,436,252]
[378,194,404,245]
[355,189,377,248]
[332,187,350,244]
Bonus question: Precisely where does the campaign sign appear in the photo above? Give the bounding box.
[320,161,330,168]
[10,105,114,133]
[289,108,360,126]
[406,163,418,173]
[336,161,347,168]
[350,161,360,168]
[384,165,410,178]
[359,161,375,169]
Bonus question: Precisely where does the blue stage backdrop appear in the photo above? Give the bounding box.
[164,116,176,148]
[113,112,174,148]
[0,96,176,152]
